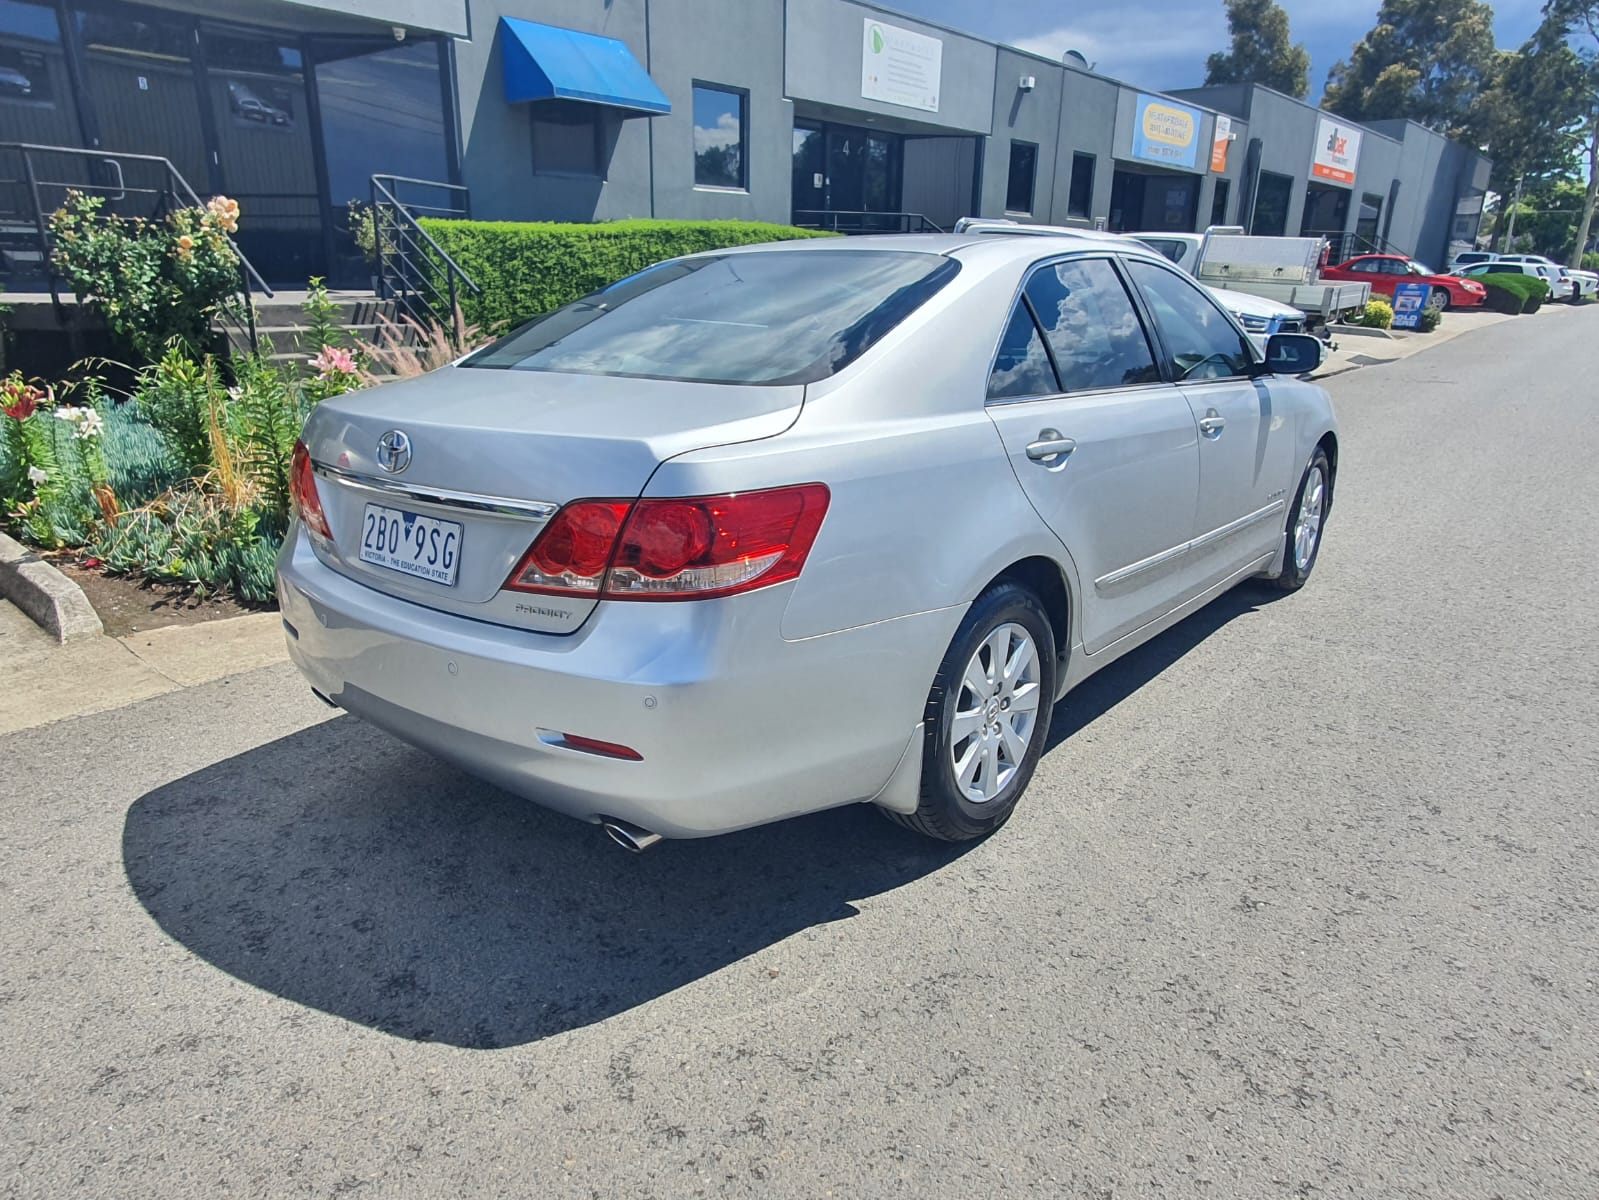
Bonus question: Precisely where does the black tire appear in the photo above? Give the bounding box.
[887,582,1057,842]
[1271,448,1332,592]
[1434,291,1451,311]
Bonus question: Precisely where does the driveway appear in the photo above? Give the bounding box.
[4,305,1597,1198]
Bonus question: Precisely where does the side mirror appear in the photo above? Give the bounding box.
[1261,332,1324,376]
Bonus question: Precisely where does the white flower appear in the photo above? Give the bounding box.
[55,404,81,423]
[26,466,47,486]
[75,408,104,439]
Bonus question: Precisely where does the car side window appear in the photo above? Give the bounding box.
[988,302,1058,400]
[1024,258,1161,392]
[1384,259,1409,276]
[1348,258,1377,274]
[1124,260,1254,383]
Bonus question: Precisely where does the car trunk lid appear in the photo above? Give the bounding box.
[301,366,802,634]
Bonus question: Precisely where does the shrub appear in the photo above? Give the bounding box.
[1583,252,1599,273]
[418,217,837,329]
[1476,273,1548,314]
[1357,299,1394,328]
[1418,304,1441,333]
[49,192,245,362]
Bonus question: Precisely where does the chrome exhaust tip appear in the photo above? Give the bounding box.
[601,818,663,853]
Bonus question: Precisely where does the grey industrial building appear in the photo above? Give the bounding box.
[1,0,1491,287]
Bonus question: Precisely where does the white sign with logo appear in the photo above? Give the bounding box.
[861,17,942,113]
[1311,116,1360,186]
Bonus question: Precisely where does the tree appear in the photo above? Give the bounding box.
[1540,0,1599,265]
[1322,0,1496,137]
[1203,0,1311,99]
[1474,43,1586,248]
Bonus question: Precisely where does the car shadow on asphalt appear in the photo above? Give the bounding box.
[121,583,1282,1051]
[122,722,974,1050]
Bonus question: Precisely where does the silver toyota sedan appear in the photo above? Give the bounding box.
[278,233,1337,848]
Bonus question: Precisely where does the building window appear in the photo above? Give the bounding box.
[693,83,746,189]
[1067,152,1094,219]
[532,101,603,178]
[1210,179,1230,227]
[1005,141,1037,214]
[1251,170,1292,237]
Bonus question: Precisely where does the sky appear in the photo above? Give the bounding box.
[886,0,1549,101]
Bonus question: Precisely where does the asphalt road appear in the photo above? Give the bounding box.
[5,307,1598,1199]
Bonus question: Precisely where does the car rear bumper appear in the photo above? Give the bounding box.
[276,527,960,838]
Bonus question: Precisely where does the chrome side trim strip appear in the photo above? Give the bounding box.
[1095,541,1190,591]
[1094,499,1285,592]
[315,464,560,520]
[1188,499,1286,552]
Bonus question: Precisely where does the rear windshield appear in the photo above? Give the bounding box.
[461,249,959,385]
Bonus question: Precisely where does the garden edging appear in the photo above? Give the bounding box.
[0,532,103,642]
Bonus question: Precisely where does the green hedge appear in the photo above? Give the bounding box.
[418,218,837,330]
[1477,273,1549,314]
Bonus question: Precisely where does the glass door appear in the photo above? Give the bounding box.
[201,27,322,282]
[70,3,213,192]
[791,123,825,221]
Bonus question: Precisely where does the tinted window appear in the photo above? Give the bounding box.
[532,101,603,177]
[1006,141,1037,214]
[1134,238,1187,265]
[1025,258,1160,392]
[1251,171,1292,237]
[1483,264,1518,274]
[1210,179,1230,227]
[1347,258,1378,274]
[1067,152,1095,219]
[692,83,746,189]
[1126,260,1253,382]
[987,303,1056,400]
[463,250,959,385]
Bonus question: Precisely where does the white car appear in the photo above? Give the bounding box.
[1496,254,1597,301]
[952,220,1309,347]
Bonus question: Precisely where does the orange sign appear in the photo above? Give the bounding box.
[1210,115,1231,173]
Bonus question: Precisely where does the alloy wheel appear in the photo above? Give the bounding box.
[948,623,1042,804]
[1293,465,1326,571]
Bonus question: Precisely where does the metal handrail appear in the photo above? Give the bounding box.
[1,141,271,355]
[3,142,274,297]
[369,174,479,346]
[792,209,946,234]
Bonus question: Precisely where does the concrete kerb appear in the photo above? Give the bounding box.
[0,532,103,642]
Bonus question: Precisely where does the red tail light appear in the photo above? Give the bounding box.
[505,484,830,601]
[290,440,334,544]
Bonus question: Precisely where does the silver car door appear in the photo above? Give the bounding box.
[1124,259,1296,584]
[985,254,1201,655]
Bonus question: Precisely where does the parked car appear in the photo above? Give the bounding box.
[1495,254,1598,301]
[1321,253,1487,309]
[952,219,1309,348]
[1127,232,1310,338]
[0,64,33,98]
[279,234,1338,847]
[1447,250,1496,274]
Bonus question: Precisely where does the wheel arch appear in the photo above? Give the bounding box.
[979,555,1073,688]
[1316,429,1338,513]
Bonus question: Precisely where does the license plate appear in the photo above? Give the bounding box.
[359,503,462,586]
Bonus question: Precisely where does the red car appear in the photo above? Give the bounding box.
[1322,253,1488,309]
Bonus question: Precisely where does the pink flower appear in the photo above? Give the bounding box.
[310,346,357,380]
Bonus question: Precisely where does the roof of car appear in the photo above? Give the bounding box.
[711,230,1163,266]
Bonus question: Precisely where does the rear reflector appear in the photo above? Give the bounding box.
[505,484,830,602]
[544,732,643,761]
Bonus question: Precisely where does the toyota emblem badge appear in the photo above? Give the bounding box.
[376,429,411,474]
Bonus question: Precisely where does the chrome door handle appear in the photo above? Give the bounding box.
[1198,414,1226,437]
[1025,431,1076,463]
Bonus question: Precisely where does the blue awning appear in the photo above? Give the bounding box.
[499,17,670,116]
